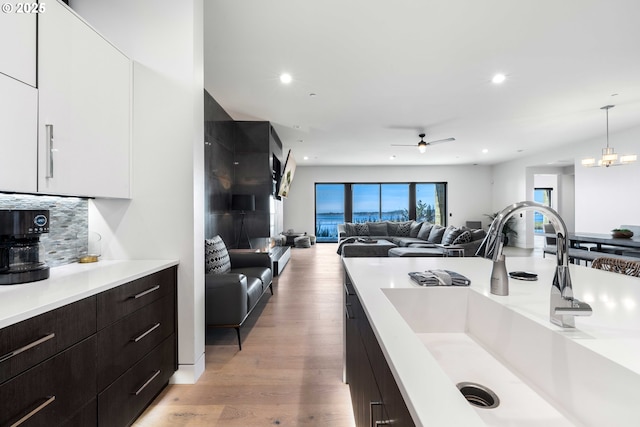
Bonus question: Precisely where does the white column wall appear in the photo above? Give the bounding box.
[283,165,493,234]
[71,0,205,383]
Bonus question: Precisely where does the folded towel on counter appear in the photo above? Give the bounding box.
[408,270,471,287]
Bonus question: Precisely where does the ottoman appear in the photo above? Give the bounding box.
[388,247,444,257]
[294,236,311,248]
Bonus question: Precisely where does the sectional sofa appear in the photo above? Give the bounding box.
[337,220,486,257]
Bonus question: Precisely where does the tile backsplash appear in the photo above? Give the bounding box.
[0,194,88,267]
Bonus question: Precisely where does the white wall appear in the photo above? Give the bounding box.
[71,0,205,383]
[284,165,493,234]
[492,124,640,243]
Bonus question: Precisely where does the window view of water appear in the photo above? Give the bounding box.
[534,188,552,233]
[315,183,445,242]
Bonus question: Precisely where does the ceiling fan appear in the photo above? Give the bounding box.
[392,133,455,154]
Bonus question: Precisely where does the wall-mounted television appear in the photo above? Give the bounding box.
[277,149,296,198]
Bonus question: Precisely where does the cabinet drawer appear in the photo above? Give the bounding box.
[97,295,175,390]
[98,335,176,427]
[97,267,176,329]
[0,296,96,384]
[0,336,97,427]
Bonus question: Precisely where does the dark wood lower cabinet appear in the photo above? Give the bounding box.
[0,337,97,427]
[98,335,176,427]
[0,265,178,427]
[344,273,415,427]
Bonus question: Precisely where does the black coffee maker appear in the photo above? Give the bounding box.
[0,209,50,285]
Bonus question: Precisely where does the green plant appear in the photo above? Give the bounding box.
[484,212,518,243]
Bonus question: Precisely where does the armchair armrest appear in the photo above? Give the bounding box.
[228,251,272,269]
[205,273,248,325]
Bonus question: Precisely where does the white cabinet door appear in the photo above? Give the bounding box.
[38,0,131,198]
[0,3,36,86]
[0,74,37,193]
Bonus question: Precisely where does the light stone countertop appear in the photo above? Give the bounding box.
[342,256,640,427]
[0,259,179,329]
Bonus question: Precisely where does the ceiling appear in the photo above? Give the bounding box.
[203,0,640,166]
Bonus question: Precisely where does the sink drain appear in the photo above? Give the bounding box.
[456,382,500,409]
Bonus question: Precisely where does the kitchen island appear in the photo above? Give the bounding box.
[343,256,640,427]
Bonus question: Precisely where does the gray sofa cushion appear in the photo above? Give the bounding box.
[417,223,434,240]
[442,226,464,245]
[205,236,231,274]
[368,222,388,236]
[428,225,446,243]
[409,221,423,237]
[386,221,399,235]
[470,229,487,242]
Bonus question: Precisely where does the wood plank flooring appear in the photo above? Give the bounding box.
[133,243,355,427]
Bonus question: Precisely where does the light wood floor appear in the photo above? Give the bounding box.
[133,243,356,427]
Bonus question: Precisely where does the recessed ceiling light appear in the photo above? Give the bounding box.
[482,148,489,154]
[293,125,300,129]
[309,93,317,97]
[303,156,309,160]
[280,73,292,84]
[390,155,396,160]
[492,73,506,84]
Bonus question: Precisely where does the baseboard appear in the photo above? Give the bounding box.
[170,352,206,384]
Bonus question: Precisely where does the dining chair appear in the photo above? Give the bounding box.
[591,257,640,277]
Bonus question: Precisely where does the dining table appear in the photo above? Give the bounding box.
[569,232,640,253]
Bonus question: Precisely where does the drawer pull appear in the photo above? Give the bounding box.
[132,370,161,396]
[132,323,160,343]
[10,395,56,427]
[345,303,354,320]
[131,285,161,299]
[0,333,55,364]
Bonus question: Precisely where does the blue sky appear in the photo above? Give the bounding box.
[316,184,437,214]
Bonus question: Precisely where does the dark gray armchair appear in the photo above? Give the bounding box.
[205,237,273,350]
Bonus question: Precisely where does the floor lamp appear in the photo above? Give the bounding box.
[232,194,256,249]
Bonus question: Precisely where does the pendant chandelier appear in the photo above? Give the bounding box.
[582,105,637,167]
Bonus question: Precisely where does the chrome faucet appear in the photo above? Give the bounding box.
[476,201,592,328]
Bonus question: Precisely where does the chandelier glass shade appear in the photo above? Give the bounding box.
[582,105,637,168]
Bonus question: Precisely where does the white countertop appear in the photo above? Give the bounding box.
[0,259,179,329]
[342,256,640,427]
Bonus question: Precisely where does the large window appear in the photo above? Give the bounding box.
[315,182,446,242]
[315,184,345,242]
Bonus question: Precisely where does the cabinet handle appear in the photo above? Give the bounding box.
[369,401,392,426]
[9,395,56,427]
[131,323,160,343]
[345,303,354,320]
[45,124,54,178]
[132,370,161,396]
[0,333,55,364]
[131,284,160,299]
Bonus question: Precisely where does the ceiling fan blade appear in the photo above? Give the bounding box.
[426,137,455,145]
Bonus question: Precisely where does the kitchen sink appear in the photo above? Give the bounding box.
[382,286,640,427]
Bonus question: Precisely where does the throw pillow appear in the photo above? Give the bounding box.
[396,221,412,237]
[386,221,399,235]
[205,236,231,274]
[344,223,357,236]
[409,221,423,238]
[368,222,388,236]
[355,222,370,236]
[452,230,472,245]
[427,225,446,243]
[417,223,434,240]
[442,226,464,245]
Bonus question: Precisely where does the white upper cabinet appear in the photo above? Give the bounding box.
[0,74,38,193]
[0,4,36,86]
[38,0,131,198]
